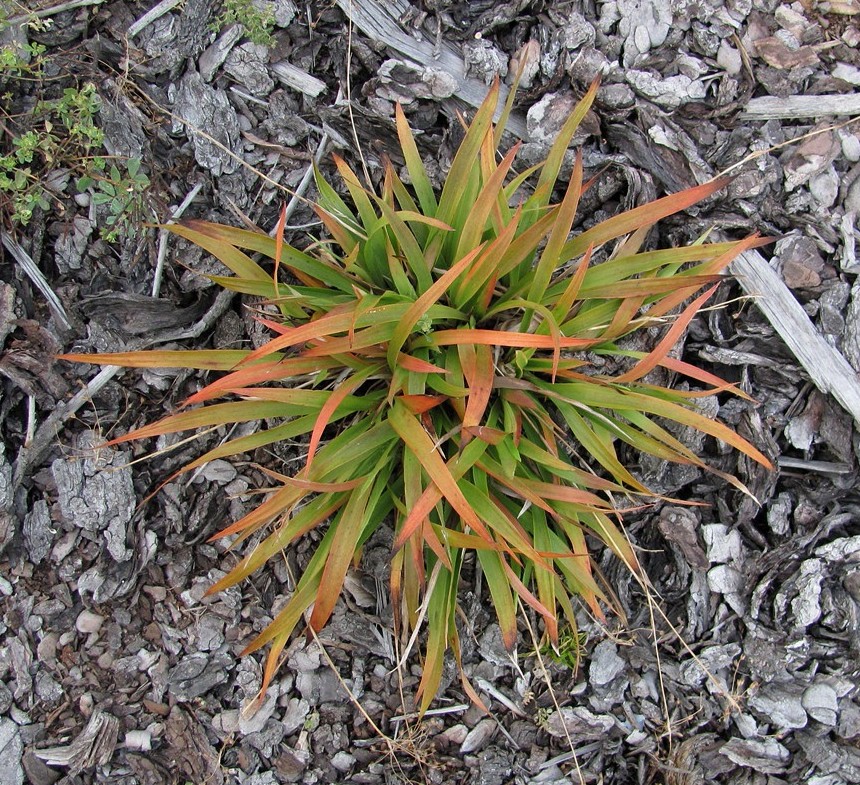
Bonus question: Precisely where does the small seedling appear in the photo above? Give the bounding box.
[78,158,152,242]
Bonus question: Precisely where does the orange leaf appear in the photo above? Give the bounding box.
[460,343,494,435]
[614,285,718,384]
[400,394,448,414]
[390,400,498,550]
[425,329,594,350]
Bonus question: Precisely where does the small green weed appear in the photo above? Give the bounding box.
[78,158,152,242]
[535,626,588,671]
[213,0,276,47]
[0,12,152,236]
[0,80,105,225]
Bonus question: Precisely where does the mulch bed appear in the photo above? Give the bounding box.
[2,1,860,783]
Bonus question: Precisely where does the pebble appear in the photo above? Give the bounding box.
[143,585,167,602]
[802,683,839,726]
[330,751,356,773]
[124,729,152,751]
[838,702,860,739]
[702,524,743,564]
[717,39,743,75]
[0,683,12,715]
[75,609,104,635]
[809,166,840,208]
[589,641,626,687]
[239,691,277,735]
[707,564,746,614]
[213,710,240,735]
[545,706,615,740]
[36,633,58,663]
[167,652,231,701]
[281,697,310,736]
[840,131,860,162]
[0,718,23,785]
[459,718,496,754]
[437,723,469,746]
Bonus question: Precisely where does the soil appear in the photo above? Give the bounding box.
[2,1,860,784]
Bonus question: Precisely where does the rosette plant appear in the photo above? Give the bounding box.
[62,79,771,712]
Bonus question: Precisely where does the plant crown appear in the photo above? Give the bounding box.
[62,80,771,712]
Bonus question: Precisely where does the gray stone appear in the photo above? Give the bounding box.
[34,670,63,707]
[625,70,706,109]
[702,524,743,564]
[749,681,808,729]
[809,165,840,207]
[0,718,24,785]
[281,697,310,736]
[527,92,583,147]
[460,718,496,754]
[75,609,104,634]
[680,643,742,687]
[803,683,839,726]
[167,652,231,701]
[238,690,277,735]
[589,641,626,686]
[717,39,743,75]
[545,707,615,740]
[617,0,672,65]
[463,39,508,85]
[330,751,356,773]
[707,564,747,614]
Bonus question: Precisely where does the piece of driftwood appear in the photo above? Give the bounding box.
[271,61,328,98]
[334,0,528,138]
[741,94,860,120]
[731,249,860,427]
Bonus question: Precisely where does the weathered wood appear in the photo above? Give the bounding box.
[334,0,528,138]
[731,249,860,427]
[271,62,328,98]
[741,94,860,120]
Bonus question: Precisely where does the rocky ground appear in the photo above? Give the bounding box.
[2,1,860,783]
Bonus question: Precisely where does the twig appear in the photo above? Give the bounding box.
[730,248,860,428]
[281,133,330,228]
[741,94,860,120]
[334,0,528,138]
[777,457,854,475]
[9,0,104,23]
[24,395,36,447]
[127,0,182,39]
[1,231,72,332]
[152,181,204,298]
